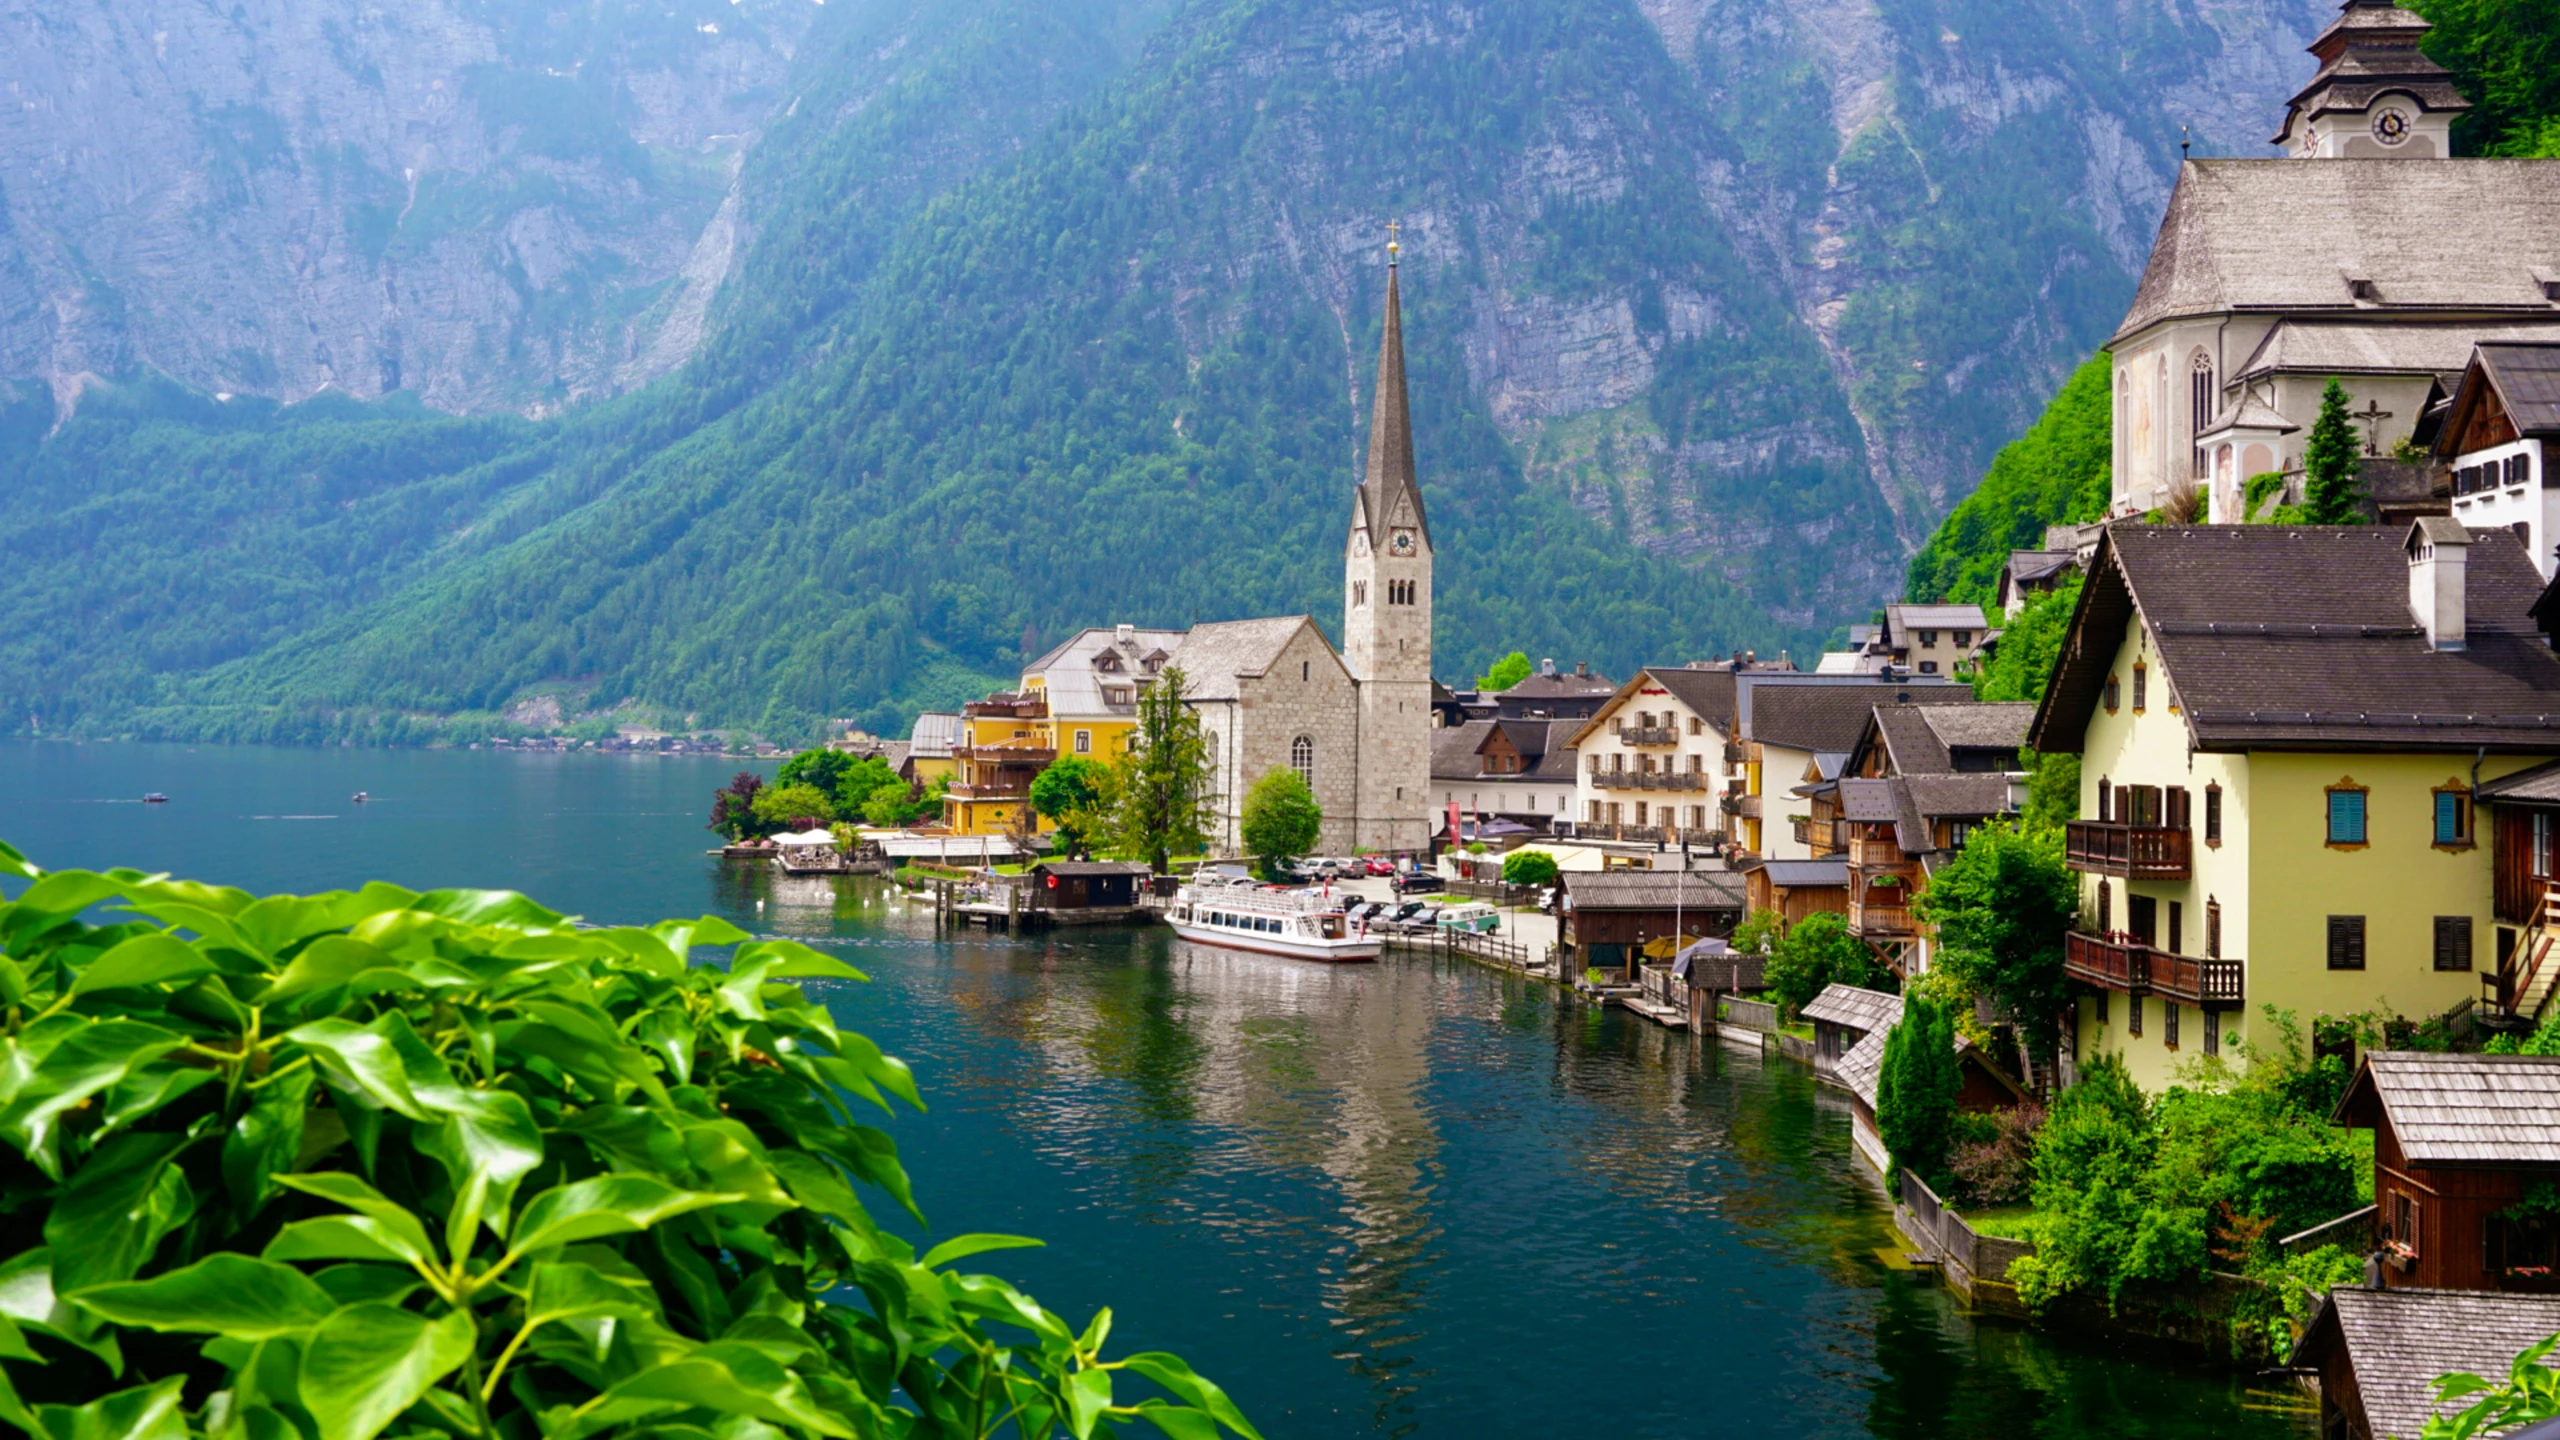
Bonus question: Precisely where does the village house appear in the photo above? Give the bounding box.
[1446,660,1618,724]
[2440,342,2560,577]
[1430,716,1580,833]
[2292,1286,2560,1440]
[2028,521,2560,1092]
[944,693,1055,838]
[902,711,961,792]
[2108,0,2560,523]
[1877,603,1992,677]
[1021,624,1186,765]
[1563,663,1770,849]
[1731,678,1971,861]
[1558,868,1745,981]
[2332,1051,2560,1294]
[1819,703,2033,974]
[1742,858,1851,928]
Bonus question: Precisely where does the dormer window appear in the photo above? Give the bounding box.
[1096,653,1121,673]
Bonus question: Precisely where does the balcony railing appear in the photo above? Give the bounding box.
[1617,725,1679,747]
[2064,931,2244,1008]
[1594,771,1704,792]
[956,745,1058,767]
[1847,836,1907,869]
[945,782,1030,802]
[2064,821,2193,880]
[1848,900,1916,938]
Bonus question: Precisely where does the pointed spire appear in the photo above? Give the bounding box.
[1360,224,1427,545]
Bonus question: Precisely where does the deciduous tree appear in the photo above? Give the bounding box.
[1029,756,1111,857]
[1476,652,1533,691]
[1241,768,1322,879]
[707,770,767,840]
[1915,823,2078,1065]
[1762,912,1891,1019]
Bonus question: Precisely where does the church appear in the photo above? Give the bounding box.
[2109,0,2560,532]
[941,240,1435,856]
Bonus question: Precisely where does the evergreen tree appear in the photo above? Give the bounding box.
[1241,768,1323,879]
[2303,378,2367,525]
[1106,666,1213,873]
[1878,994,1963,1191]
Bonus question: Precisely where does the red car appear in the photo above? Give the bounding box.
[1364,857,1396,876]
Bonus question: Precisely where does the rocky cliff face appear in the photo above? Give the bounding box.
[0,0,815,415]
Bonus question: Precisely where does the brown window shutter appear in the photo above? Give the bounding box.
[2329,915,2366,971]
[2435,916,2473,972]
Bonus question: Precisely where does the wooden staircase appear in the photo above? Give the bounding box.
[2500,884,2560,1026]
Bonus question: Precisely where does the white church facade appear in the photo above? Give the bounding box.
[971,244,1436,857]
[2107,0,2560,529]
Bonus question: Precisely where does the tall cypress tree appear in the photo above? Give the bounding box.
[2302,378,2367,524]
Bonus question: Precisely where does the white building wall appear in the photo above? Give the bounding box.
[2449,439,2555,577]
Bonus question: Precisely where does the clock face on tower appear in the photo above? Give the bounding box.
[1391,528,1417,557]
[2372,107,2411,146]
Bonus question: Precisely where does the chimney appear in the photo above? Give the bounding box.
[1574,662,1589,678]
[1116,623,1136,646]
[1540,657,1556,676]
[2407,518,2471,652]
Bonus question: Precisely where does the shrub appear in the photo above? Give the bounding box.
[1498,850,1559,888]
[0,843,1258,1440]
[1239,769,1321,879]
[752,781,837,830]
[1950,1102,2044,1208]
[1762,913,1889,1019]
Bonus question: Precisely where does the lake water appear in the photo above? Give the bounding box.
[0,741,2314,1439]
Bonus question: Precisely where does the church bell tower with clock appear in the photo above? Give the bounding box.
[1343,227,1434,854]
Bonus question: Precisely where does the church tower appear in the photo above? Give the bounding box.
[1345,229,1434,854]
[2274,0,2469,158]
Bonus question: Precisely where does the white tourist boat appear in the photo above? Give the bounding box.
[1166,880,1383,963]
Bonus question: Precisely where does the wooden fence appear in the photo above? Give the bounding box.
[1721,997,1780,1033]
[1895,1169,2035,1305]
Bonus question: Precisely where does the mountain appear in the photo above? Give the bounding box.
[0,0,2334,744]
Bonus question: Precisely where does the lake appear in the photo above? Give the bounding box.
[0,741,2313,1439]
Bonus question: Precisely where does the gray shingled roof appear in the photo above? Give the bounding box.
[2292,1288,2560,1440]
[1838,778,1901,823]
[1919,703,2034,755]
[2006,550,2077,586]
[2234,319,2560,382]
[907,712,962,758]
[2478,343,2560,439]
[1431,720,1497,781]
[1754,859,1848,889]
[1503,668,1617,699]
[2115,160,2560,343]
[2481,758,2560,804]
[1904,773,2018,822]
[2338,1052,2560,1165]
[2031,525,2560,754]
[1886,604,1988,634]
[1675,939,1767,993]
[1175,617,1323,700]
[1562,870,1745,912]
[1746,685,1975,754]
[1802,984,1901,1035]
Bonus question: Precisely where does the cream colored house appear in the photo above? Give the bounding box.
[1564,666,1749,848]
[2029,521,2560,1092]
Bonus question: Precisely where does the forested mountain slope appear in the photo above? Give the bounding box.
[0,0,2331,743]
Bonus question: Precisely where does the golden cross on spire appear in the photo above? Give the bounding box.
[1386,218,1401,263]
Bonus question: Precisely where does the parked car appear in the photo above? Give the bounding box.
[1393,870,1444,894]
[1386,901,1428,925]
[1363,857,1396,876]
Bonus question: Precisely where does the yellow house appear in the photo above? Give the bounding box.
[902,712,961,790]
[943,693,1054,838]
[2029,520,2560,1092]
[1020,624,1181,766]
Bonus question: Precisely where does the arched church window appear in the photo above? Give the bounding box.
[1291,736,1315,788]
[2190,353,2216,479]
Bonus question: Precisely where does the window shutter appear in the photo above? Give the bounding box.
[2168,787,2190,831]
[2435,915,2473,972]
[2205,785,2222,845]
[2328,915,2367,970]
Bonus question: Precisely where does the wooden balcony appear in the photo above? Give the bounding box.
[956,745,1057,766]
[1848,900,1916,939]
[1594,771,1704,792]
[2064,930,2244,1009]
[2065,820,2193,880]
[1847,835,1907,869]
[1618,725,1679,747]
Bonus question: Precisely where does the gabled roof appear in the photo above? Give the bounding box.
[1745,684,1975,754]
[1176,617,1331,700]
[2333,1051,2560,1166]
[2004,550,2078,588]
[1904,773,2018,822]
[2480,757,2560,804]
[2029,524,2560,754]
[1502,667,1617,700]
[2461,342,2560,443]
[1027,626,1190,715]
[2114,160,2560,343]
[1749,859,1849,889]
[907,711,963,757]
[2291,1287,2560,1440]
[1801,983,1902,1035]
[2232,319,2560,384]
[1884,603,1988,636]
[1430,720,1497,781]
[1919,703,2034,755]
[1565,665,1746,749]
[1561,869,1745,912]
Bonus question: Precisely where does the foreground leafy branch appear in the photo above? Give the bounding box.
[0,841,1257,1440]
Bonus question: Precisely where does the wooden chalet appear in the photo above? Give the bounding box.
[2479,758,2560,1023]
[1023,861,1155,925]
[2292,1286,2560,1440]
[1560,869,1744,980]
[2333,1052,2560,1293]
[1739,858,1848,927]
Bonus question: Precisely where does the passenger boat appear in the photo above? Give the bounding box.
[1166,880,1383,962]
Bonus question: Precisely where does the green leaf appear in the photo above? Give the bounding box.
[260,936,409,1004]
[1138,1403,1224,1440]
[507,1175,740,1258]
[917,1234,1045,1271]
[415,1087,544,1255]
[30,1375,186,1440]
[298,1303,476,1440]
[222,1068,314,1221]
[68,1254,337,1340]
[6,871,134,932]
[90,1063,219,1143]
[0,1019,188,1173]
[0,1249,122,1373]
[309,1265,426,1308]
[0,838,37,880]
[280,1018,433,1119]
[46,1131,198,1291]
[65,933,215,999]
[1064,1364,1114,1440]
[409,888,567,928]
[268,1173,439,1269]
[1122,1353,1263,1440]
[567,1342,853,1439]
[733,939,868,982]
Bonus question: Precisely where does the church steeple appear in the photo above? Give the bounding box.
[1357,228,1429,547]
[2274,0,2467,157]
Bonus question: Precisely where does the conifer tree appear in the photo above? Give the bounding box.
[2302,378,2367,524]
[1877,994,1963,1191]
[1107,665,1214,873]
